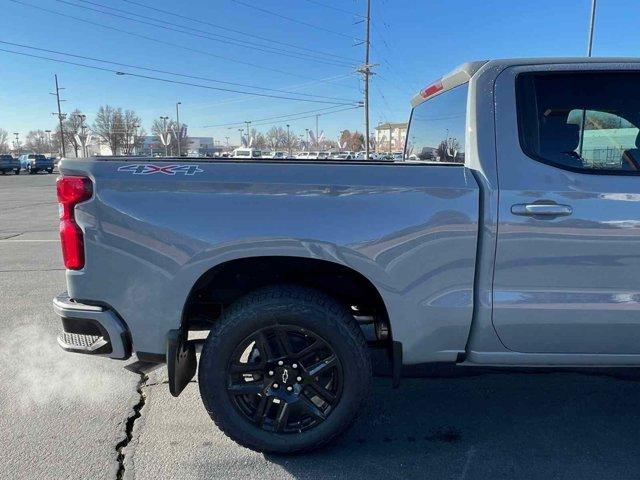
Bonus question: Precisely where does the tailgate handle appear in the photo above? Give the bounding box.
[511,203,573,217]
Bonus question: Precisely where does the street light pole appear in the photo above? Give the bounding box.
[13,132,20,155]
[238,128,244,147]
[175,102,182,157]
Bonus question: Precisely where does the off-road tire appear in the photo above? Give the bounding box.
[198,285,372,454]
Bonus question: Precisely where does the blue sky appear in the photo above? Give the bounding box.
[1,0,639,146]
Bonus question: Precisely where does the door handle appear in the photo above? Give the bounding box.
[511,203,573,217]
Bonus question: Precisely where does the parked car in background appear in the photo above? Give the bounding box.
[318,151,330,160]
[267,151,287,159]
[0,154,20,174]
[355,151,381,160]
[19,154,53,174]
[329,151,354,160]
[295,151,309,159]
[232,148,262,158]
[306,151,320,159]
[392,151,404,161]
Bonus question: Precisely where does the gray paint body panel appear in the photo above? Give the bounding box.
[60,160,479,364]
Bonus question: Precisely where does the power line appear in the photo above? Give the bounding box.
[301,0,364,17]
[188,73,361,110]
[230,106,362,129]
[202,106,349,128]
[56,0,354,68]
[0,40,356,103]
[9,0,316,80]
[231,0,363,41]
[122,0,358,63]
[0,47,360,105]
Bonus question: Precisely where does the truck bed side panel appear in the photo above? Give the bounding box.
[61,160,479,364]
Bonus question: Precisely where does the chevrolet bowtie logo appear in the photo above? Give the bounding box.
[281,369,289,384]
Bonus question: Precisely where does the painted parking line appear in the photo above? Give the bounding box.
[0,239,59,243]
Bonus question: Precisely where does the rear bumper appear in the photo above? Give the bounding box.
[53,292,132,359]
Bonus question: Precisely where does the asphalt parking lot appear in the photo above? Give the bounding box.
[3,172,640,480]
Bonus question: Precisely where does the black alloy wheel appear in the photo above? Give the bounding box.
[227,324,342,434]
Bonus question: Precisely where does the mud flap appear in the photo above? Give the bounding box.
[166,329,197,397]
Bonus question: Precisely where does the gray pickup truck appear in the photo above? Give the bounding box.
[54,58,640,453]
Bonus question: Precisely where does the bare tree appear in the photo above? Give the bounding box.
[0,129,9,154]
[436,137,462,162]
[93,105,125,155]
[247,128,266,149]
[342,131,364,151]
[265,126,288,150]
[63,109,84,157]
[122,110,144,155]
[152,118,170,155]
[169,120,189,156]
[24,130,50,153]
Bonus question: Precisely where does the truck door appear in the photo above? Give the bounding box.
[493,67,640,354]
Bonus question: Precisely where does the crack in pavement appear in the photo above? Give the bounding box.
[0,233,23,240]
[116,374,148,480]
[113,376,198,478]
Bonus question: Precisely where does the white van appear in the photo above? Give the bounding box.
[232,148,262,158]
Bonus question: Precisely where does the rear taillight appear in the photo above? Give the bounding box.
[56,176,93,270]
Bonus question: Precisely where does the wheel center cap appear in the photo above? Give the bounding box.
[281,369,289,384]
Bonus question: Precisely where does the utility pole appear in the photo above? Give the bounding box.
[51,74,66,157]
[357,0,373,159]
[175,102,182,157]
[225,136,229,148]
[315,114,319,150]
[238,128,244,147]
[286,124,291,156]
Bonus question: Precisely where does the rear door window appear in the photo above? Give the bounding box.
[406,84,468,163]
[517,72,640,173]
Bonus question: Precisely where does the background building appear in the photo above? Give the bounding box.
[375,122,407,153]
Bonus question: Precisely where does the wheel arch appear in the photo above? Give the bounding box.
[180,255,392,338]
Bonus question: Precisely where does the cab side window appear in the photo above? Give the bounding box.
[517,72,640,173]
[406,84,468,163]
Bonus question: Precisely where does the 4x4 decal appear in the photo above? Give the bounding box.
[117,164,204,176]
